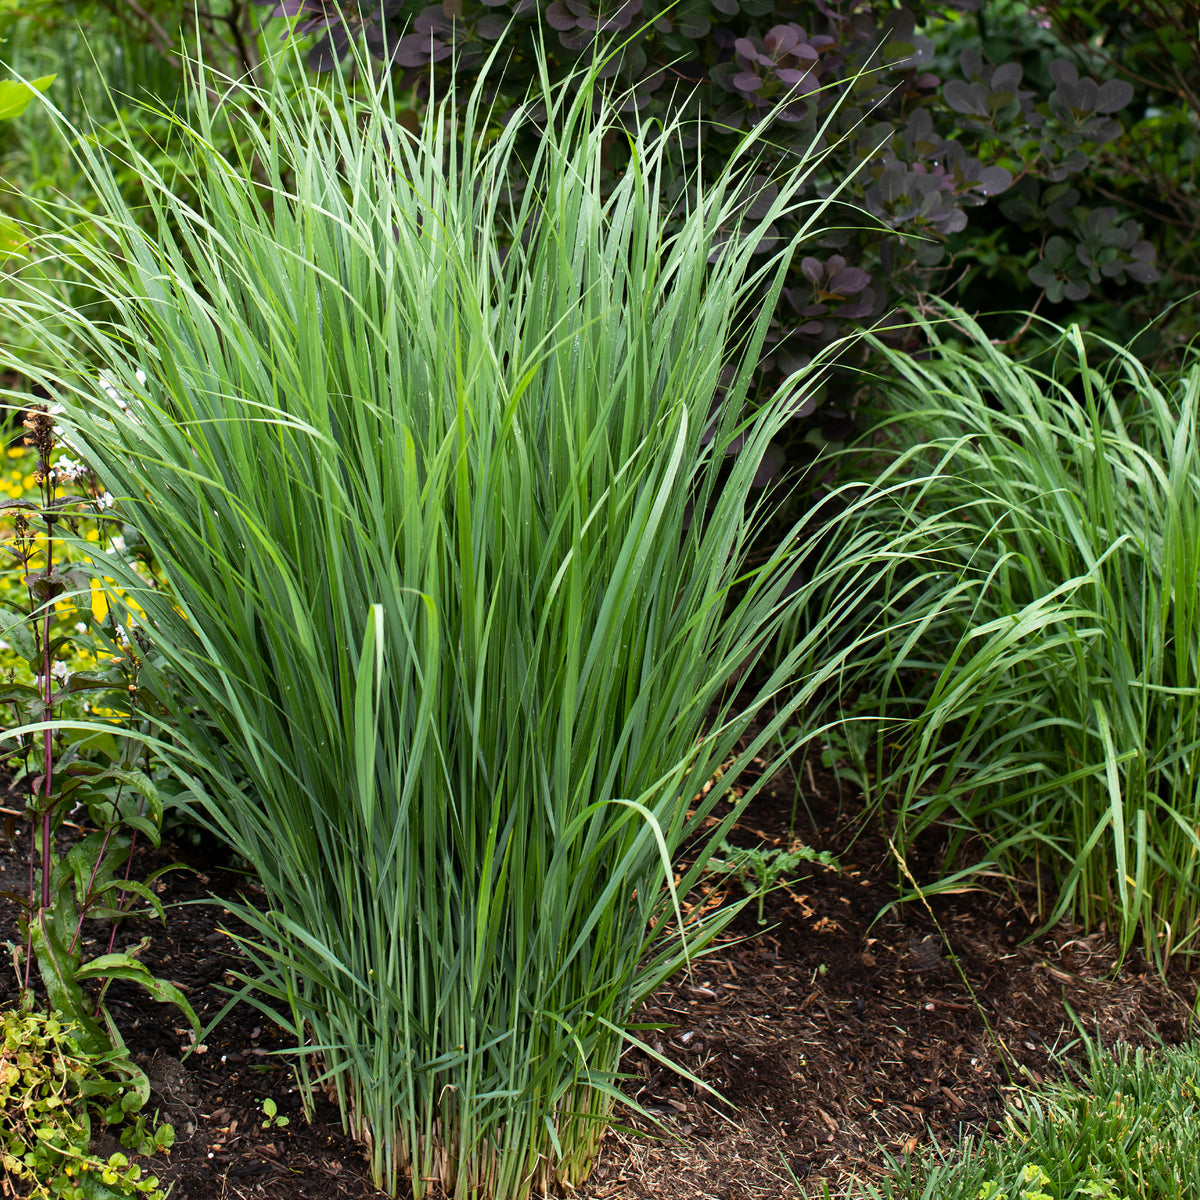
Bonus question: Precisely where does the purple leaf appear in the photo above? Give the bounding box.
[544,0,575,26]
[307,36,341,69]
[764,25,799,56]
[414,7,447,33]
[394,34,435,66]
[778,100,811,123]
[782,387,818,419]
[1048,59,1078,86]
[989,62,1022,93]
[800,256,823,284]
[1126,259,1159,284]
[1072,78,1099,112]
[944,80,989,116]
[751,442,784,488]
[976,165,1012,196]
[1095,78,1133,113]
[745,181,779,220]
[938,208,968,234]
[776,67,817,91]
[828,267,870,295]
[835,294,875,319]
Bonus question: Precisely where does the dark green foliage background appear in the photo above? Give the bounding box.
[3,1,1196,444]
[257,0,1194,421]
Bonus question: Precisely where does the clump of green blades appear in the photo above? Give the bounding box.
[5,42,928,1199]
[840,311,1200,972]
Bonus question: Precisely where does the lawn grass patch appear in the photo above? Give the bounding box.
[871,1033,1200,1200]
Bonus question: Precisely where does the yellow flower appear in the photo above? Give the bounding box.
[91,579,109,622]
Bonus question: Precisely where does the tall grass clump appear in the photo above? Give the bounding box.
[0,46,917,1199]
[845,310,1200,970]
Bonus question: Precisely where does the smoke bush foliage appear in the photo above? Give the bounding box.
[257,0,1167,447]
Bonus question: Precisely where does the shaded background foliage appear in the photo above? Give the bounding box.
[0,0,300,401]
[1,1,1197,456]
[248,0,1196,444]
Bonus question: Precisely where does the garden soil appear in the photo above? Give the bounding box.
[2,755,1195,1200]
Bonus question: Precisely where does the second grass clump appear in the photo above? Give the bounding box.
[845,312,1200,970]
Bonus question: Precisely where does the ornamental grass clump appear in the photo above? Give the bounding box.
[2,46,918,1199]
[845,311,1200,971]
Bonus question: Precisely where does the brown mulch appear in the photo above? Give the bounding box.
[2,758,1195,1200]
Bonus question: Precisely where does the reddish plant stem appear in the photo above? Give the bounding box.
[103,822,140,958]
[39,504,57,913]
[69,812,115,958]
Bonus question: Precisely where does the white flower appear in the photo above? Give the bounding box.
[114,625,131,647]
[98,372,122,403]
[46,404,84,455]
[55,456,89,484]
[98,369,144,426]
[96,492,115,510]
[51,660,70,682]
[106,535,127,555]
[74,622,88,634]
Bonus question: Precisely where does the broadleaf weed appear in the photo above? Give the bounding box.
[707,838,839,925]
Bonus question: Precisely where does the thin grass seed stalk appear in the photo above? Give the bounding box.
[2,44,912,1199]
